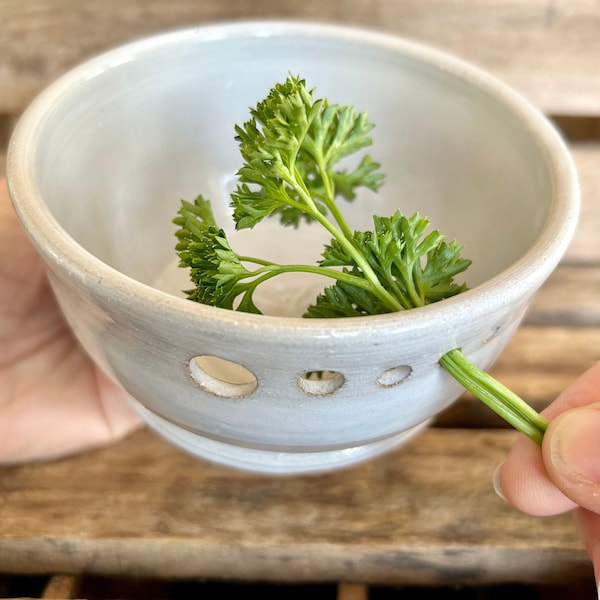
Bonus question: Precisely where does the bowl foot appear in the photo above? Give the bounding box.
[130,400,430,475]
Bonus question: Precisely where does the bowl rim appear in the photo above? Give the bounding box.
[6,19,580,338]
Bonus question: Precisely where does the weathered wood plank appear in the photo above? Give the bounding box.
[488,329,600,405]
[0,1,598,595]
[563,143,600,265]
[1,0,599,116]
[526,265,600,327]
[0,427,591,585]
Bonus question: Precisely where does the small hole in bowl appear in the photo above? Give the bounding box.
[189,355,258,399]
[377,365,413,388]
[297,371,345,396]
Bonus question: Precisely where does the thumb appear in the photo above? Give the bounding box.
[543,402,600,514]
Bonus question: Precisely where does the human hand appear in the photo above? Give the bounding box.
[495,360,600,593]
[0,176,141,463]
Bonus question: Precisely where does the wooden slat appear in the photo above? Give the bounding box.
[477,325,600,404]
[0,427,591,586]
[1,3,599,593]
[1,0,599,116]
[41,574,79,599]
[563,143,600,265]
[526,265,600,326]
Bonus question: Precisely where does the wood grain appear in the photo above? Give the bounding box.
[563,143,600,264]
[1,0,599,116]
[1,0,599,591]
[0,427,591,585]
[526,265,600,326]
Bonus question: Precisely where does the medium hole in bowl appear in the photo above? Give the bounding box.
[189,355,258,398]
[377,365,413,388]
[297,371,345,396]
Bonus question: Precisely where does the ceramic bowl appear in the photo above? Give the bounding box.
[7,21,579,474]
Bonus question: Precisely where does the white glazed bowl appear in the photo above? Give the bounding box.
[7,21,579,474]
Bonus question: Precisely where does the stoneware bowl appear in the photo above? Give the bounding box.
[7,21,579,474]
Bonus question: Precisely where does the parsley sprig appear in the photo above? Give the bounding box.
[174,75,548,444]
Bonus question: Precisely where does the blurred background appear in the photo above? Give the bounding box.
[2,0,599,176]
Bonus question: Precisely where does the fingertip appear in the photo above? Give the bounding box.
[494,438,577,516]
[544,403,600,513]
[545,403,600,484]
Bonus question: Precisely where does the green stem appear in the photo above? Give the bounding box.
[318,160,353,240]
[246,262,383,293]
[289,168,405,313]
[402,262,425,309]
[439,348,548,445]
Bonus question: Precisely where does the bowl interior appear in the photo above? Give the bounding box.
[29,25,552,314]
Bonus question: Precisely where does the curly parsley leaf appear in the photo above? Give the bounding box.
[173,75,547,445]
[305,211,471,318]
[231,74,384,232]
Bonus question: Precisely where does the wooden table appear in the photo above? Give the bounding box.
[1,2,599,598]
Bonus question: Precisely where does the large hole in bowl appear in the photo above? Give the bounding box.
[189,355,258,399]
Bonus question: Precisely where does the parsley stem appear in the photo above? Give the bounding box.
[439,349,548,444]
[318,161,353,240]
[244,262,385,293]
[289,168,405,313]
[313,212,404,312]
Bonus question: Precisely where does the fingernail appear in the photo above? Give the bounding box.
[492,462,506,501]
[549,406,600,484]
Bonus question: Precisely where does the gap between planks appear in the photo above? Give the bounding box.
[41,574,81,599]
[337,582,369,600]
